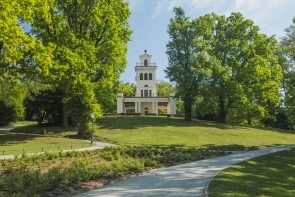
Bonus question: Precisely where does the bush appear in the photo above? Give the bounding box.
[24,89,63,125]
[0,100,17,126]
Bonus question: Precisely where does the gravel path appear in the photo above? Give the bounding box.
[74,145,294,197]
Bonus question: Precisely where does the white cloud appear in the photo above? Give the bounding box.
[125,0,144,11]
[151,0,170,19]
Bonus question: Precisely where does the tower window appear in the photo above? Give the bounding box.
[140,73,143,80]
[144,90,148,97]
[144,85,148,87]
[149,73,152,80]
[144,59,148,66]
[144,73,148,80]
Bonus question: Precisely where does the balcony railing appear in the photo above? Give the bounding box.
[136,62,156,67]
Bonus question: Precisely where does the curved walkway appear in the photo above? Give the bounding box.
[0,142,115,160]
[74,145,294,197]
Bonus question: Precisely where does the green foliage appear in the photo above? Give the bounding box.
[167,9,283,125]
[281,17,295,128]
[166,7,212,121]
[98,81,136,113]
[0,100,17,126]
[1,0,131,137]
[156,80,174,97]
[0,0,55,77]
[24,88,63,125]
[28,0,132,137]
[0,74,28,120]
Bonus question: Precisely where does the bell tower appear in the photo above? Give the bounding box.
[135,50,157,97]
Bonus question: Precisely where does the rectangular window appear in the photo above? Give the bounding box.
[144,90,148,97]
[149,90,152,97]
[141,90,143,97]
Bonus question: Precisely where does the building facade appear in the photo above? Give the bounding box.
[117,51,176,115]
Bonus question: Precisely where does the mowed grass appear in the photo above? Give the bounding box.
[96,116,295,150]
[0,124,91,155]
[208,148,295,196]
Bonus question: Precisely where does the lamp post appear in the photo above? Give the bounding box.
[90,113,95,144]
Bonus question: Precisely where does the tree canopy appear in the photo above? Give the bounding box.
[167,8,283,124]
[281,17,295,128]
[0,0,131,137]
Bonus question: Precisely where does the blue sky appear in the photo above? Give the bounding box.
[121,0,295,84]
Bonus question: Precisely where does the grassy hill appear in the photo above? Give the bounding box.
[95,116,295,150]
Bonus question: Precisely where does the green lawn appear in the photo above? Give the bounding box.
[95,116,295,150]
[208,148,295,196]
[0,124,91,155]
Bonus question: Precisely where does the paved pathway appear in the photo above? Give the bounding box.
[74,145,294,197]
[0,142,116,160]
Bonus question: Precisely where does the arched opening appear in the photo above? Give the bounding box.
[140,73,143,80]
[144,59,148,66]
[149,73,152,80]
[144,107,149,115]
[144,85,148,87]
[144,73,148,80]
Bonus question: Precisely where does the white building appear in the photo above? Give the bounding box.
[117,50,176,115]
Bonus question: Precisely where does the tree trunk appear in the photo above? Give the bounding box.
[77,117,88,138]
[184,96,192,121]
[62,102,69,127]
[247,112,252,125]
[219,94,227,123]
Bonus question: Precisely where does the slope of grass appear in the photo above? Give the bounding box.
[208,148,295,196]
[0,125,91,155]
[96,116,295,150]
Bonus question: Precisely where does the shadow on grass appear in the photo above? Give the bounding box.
[0,133,38,146]
[0,125,79,146]
[97,116,239,130]
[209,148,295,196]
[8,124,77,135]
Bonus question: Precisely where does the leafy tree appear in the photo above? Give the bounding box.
[156,80,174,97]
[0,0,54,77]
[206,13,282,124]
[29,0,131,137]
[118,81,136,97]
[97,81,135,113]
[0,74,28,120]
[281,17,295,128]
[166,7,212,121]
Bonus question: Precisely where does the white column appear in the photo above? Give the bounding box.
[135,102,138,113]
[116,93,124,114]
[152,102,155,113]
[156,102,158,116]
[169,93,176,115]
[138,101,141,114]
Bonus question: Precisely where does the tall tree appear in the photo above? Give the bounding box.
[208,13,282,124]
[166,7,212,121]
[281,17,295,127]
